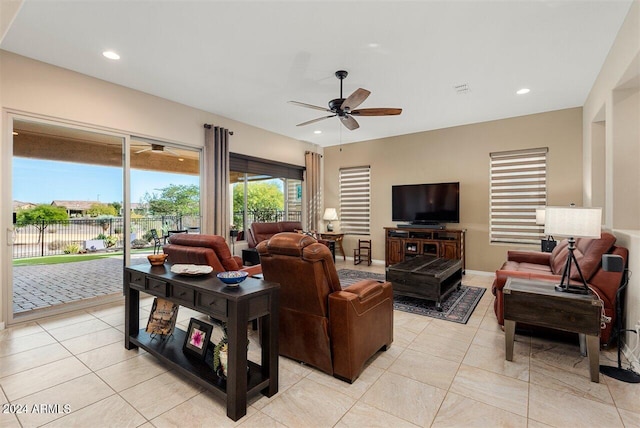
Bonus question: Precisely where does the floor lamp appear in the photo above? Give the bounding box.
[599,254,640,383]
[543,206,602,294]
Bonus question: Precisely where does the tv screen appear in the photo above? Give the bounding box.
[392,182,460,224]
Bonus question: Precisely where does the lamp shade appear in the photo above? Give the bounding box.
[535,207,546,225]
[323,208,339,221]
[544,206,602,238]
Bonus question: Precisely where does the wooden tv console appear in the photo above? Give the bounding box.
[384,226,466,272]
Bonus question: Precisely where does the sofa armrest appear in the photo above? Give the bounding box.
[241,264,262,276]
[507,250,551,265]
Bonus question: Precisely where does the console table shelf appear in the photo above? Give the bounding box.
[384,227,466,271]
[129,328,269,398]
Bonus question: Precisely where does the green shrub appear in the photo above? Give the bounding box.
[48,240,64,250]
[143,230,154,242]
[63,243,80,254]
[131,239,148,249]
[103,235,118,248]
[96,233,107,240]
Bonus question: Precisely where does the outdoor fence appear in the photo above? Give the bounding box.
[234,210,302,227]
[12,215,201,259]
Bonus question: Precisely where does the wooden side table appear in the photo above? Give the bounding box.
[503,278,602,382]
[319,232,345,260]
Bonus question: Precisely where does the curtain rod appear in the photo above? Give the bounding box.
[203,124,233,135]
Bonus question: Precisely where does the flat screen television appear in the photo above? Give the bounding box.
[392,182,460,224]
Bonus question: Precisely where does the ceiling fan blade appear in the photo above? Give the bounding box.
[341,88,371,112]
[134,147,151,154]
[350,108,402,116]
[340,115,360,130]
[296,115,336,127]
[288,100,332,112]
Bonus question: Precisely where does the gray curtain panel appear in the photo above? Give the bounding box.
[305,151,322,231]
[204,124,230,237]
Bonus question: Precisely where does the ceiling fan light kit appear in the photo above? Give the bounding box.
[289,70,402,131]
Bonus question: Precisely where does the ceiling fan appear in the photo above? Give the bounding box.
[134,143,179,155]
[288,70,402,131]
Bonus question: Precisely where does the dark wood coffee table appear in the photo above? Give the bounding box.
[386,255,462,311]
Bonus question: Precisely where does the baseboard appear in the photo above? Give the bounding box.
[343,256,385,266]
[464,269,494,277]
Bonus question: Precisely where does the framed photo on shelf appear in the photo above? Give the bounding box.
[183,318,213,360]
[146,298,179,337]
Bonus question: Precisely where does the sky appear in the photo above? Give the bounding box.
[13,158,199,205]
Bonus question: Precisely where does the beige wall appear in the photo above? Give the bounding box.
[583,1,639,369]
[0,51,316,325]
[323,107,583,272]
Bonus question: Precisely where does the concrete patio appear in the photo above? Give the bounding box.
[12,254,148,314]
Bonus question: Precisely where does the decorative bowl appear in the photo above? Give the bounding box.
[217,271,249,285]
[147,253,168,266]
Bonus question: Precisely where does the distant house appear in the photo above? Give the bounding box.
[13,200,37,211]
[51,200,100,217]
[12,200,37,223]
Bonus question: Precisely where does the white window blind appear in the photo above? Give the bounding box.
[339,166,371,235]
[490,148,548,244]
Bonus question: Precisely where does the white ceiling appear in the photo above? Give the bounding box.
[1,1,634,147]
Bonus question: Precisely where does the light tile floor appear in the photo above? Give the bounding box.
[1,260,638,427]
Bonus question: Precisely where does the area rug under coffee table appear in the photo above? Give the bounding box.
[337,269,485,324]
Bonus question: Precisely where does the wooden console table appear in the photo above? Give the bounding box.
[124,264,280,420]
[503,277,602,382]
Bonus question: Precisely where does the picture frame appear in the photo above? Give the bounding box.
[146,298,179,337]
[183,318,214,360]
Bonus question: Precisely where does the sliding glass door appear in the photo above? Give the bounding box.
[7,117,202,323]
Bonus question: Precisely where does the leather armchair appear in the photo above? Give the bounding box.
[492,232,627,344]
[257,232,393,383]
[163,234,261,276]
[247,221,302,248]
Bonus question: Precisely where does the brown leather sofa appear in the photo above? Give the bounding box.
[491,232,628,344]
[246,221,302,248]
[257,232,393,383]
[163,234,261,276]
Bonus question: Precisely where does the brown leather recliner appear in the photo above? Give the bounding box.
[257,232,393,383]
[163,234,261,276]
[247,221,302,248]
[491,232,628,344]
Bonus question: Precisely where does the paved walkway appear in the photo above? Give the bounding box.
[13,255,148,314]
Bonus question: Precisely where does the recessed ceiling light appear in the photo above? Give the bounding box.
[368,43,380,48]
[516,88,530,95]
[314,130,322,134]
[178,158,184,162]
[12,131,18,136]
[102,51,120,60]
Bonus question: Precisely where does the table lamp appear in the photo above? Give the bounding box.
[323,208,339,232]
[544,206,602,294]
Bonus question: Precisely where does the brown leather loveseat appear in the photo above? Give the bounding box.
[163,234,261,276]
[491,232,628,344]
[246,221,302,248]
[257,232,394,383]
